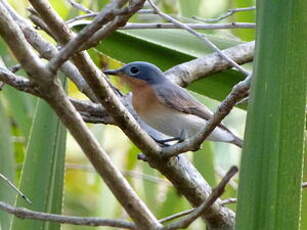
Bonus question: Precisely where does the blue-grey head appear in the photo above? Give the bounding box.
[103,61,166,85]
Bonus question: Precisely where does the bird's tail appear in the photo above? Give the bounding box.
[231,136,244,148]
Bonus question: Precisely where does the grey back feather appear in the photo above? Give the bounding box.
[152,81,233,133]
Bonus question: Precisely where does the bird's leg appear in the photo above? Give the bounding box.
[151,130,187,146]
[151,136,182,146]
[175,129,187,143]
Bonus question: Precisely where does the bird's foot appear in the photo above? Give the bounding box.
[151,130,187,147]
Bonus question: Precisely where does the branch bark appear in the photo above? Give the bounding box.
[0,201,135,229]
[0,2,161,229]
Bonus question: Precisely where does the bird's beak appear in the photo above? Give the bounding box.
[103,69,121,76]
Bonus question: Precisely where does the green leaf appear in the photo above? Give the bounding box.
[178,0,201,17]
[301,136,307,230]
[142,163,158,213]
[0,100,15,230]
[236,0,306,229]
[193,142,216,186]
[10,97,67,230]
[96,29,247,102]
[232,0,256,41]
[157,188,188,219]
[3,87,36,140]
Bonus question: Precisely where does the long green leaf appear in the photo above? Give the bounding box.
[301,136,307,230]
[10,98,66,230]
[3,87,35,139]
[96,29,246,102]
[0,100,15,230]
[236,0,306,229]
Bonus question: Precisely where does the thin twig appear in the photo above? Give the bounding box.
[195,6,256,23]
[218,181,307,207]
[163,166,238,230]
[2,2,96,100]
[66,12,97,24]
[67,0,94,14]
[147,0,250,76]
[160,180,307,224]
[48,1,128,73]
[0,173,32,204]
[159,208,194,224]
[68,21,256,30]
[221,198,237,206]
[122,22,255,30]
[137,9,155,14]
[0,201,135,229]
[79,0,146,50]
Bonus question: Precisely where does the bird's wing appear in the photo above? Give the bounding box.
[153,82,213,121]
[153,82,233,132]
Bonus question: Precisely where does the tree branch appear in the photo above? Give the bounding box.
[165,41,254,86]
[79,0,146,50]
[0,201,135,229]
[69,21,255,30]
[0,2,161,229]
[198,6,256,23]
[67,0,93,14]
[163,166,238,230]
[1,0,96,100]
[48,0,131,73]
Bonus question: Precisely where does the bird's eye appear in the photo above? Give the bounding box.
[130,66,139,74]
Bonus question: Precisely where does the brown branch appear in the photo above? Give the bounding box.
[165,41,254,86]
[0,2,161,229]
[0,67,39,96]
[79,0,146,50]
[48,0,130,72]
[1,1,96,100]
[163,166,238,230]
[67,0,94,14]
[28,0,162,155]
[0,201,135,229]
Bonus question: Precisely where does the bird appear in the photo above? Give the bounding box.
[104,61,243,148]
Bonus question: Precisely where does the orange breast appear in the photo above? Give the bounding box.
[132,84,161,116]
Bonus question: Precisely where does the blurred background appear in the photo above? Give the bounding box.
[1,1,305,230]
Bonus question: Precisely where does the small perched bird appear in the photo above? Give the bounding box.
[104,61,243,148]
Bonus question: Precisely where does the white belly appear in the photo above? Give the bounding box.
[140,107,234,143]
